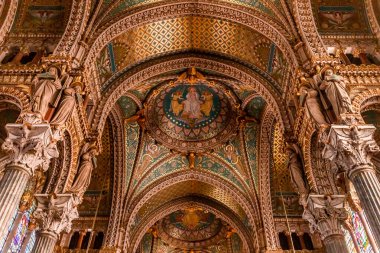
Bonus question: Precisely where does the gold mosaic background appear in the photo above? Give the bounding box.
[110,16,272,72]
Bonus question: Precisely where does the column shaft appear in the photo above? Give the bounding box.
[351,168,380,246]
[0,166,30,241]
[324,235,350,253]
[32,231,58,253]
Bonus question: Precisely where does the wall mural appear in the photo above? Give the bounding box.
[144,70,239,153]
[311,0,371,35]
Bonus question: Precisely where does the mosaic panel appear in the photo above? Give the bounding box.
[118,96,139,118]
[196,156,245,191]
[245,97,267,121]
[244,122,259,190]
[97,16,273,84]
[125,122,141,189]
[311,0,372,35]
[214,138,251,187]
[11,0,73,35]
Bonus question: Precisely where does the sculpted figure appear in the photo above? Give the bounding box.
[299,79,329,126]
[32,67,62,119]
[70,142,98,196]
[319,68,353,117]
[287,144,309,195]
[50,82,82,126]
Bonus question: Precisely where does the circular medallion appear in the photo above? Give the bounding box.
[145,78,239,153]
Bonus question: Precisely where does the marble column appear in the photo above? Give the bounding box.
[32,194,78,253]
[305,195,349,253]
[323,124,380,245]
[0,114,58,241]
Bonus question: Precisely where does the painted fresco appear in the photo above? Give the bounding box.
[125,122,140,190]
[245,96,267,121]
[311,0,371,35]
[12,0,72,34]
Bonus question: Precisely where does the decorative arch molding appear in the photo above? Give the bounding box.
[104,106,127,248]
[54,0,91,56]
[365,0,380,39]
[0,86,30,112]
[92,56,290,140]
[293,0,328,59]
[0,0,18,47]
[60,121,80,193]
[83,0,299,70]
[352,88,380,113]
[122,170,260,248]
[258,107,278,250]
[127,196,257,253]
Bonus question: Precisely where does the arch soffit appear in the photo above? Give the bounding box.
[90,0,293,40]
[123,170,260,240]
[92,56,289,138]
[129,197,256,253]
[84,1,299,70]
[130,152,254,201]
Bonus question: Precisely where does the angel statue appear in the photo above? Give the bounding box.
[319,67,353,118]
[69,142,98,197]
[32,66,62,119]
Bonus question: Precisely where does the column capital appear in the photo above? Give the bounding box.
[33,194,79,237]
[1,112,59,175]
[322,124,380,177]
[304,195,347,240]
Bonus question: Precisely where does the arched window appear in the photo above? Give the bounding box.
[291,233,302,250]
[303,233,314,250]
[93,232,104,249]
[279,232,289,250]
[344,208,374,253]
[68,231,80,249]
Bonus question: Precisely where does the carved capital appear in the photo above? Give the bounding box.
[322,124,380,175]
[33,194,78,236]
[1,114,59,174]
[306,195,347,240]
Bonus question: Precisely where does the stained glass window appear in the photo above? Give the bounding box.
[8,210,31,253]
[24,231,36,253]
[344,208,374,253]
[0,211,18,251]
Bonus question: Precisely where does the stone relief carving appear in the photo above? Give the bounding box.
[318,67,354,120]
[69,142,98,199]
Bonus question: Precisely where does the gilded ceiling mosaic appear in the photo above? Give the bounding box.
[311,0,372,35]
[96,16,288,89]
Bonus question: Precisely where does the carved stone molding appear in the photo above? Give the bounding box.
[0,86,30,112]
[0,0,18,47]
[258,108,279,249]
[306,195,347,240]
[293,0,328,60]
[34,194,79,236]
